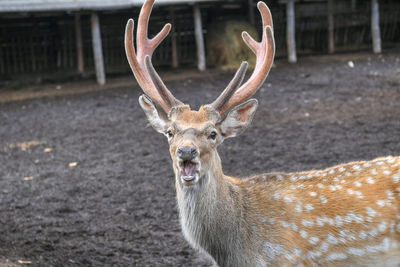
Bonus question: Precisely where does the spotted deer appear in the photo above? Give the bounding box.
[124,0,400,266]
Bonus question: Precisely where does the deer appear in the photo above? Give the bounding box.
[124,0,400,266]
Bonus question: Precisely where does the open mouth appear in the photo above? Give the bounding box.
[178,160,199,183]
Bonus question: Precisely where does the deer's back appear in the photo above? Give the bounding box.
[240,156,400,266]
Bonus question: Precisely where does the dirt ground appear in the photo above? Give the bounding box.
[0,50,400,266]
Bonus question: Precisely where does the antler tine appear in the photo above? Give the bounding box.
[210,61,248,111]
[125,0,182,113]
[210,1,275,115]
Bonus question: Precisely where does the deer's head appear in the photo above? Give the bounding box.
[125,0,275,186]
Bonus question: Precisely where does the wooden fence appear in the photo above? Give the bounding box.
[0,0,399,81]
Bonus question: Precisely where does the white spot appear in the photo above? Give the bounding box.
[366,177,375,184]
[326,253,347,261]
[259,216,267,223]
[319,195,327,204]
[348,247,365,256]
[371,169,378,175]
[329,169,335,174]
[355,191,363,198]
[354,181,362,187]
[302,219,314,227]
[333,177,339,182]
[309,236,319,245]
[390,221,395,233]
[305,250,322,259]
[317,183,324,188]
[352,165,361,171]
[305,204,314,211]
[320,242,329,252]
[283,196,293,203]
[345,211,364,223]
[366,207,377,217]
[369,228,378,237]
[383,170,391,175]
[294,248,302,256]
[359,230,367,239]
[338,229,348,238]
[378,221,387,232]
[376,161,384,166]
[348,235,357,242]
[290,176,298,182]
[276,174,284,180]
[341,180,346,184]
[298,184,305,189]
[326,234,338,245]
[329,185,336,191]
[321,173,327,177]
[299,175,306,180]
[347,189,354,195]
[263,242,283,260]
[387,157,396,163]
[363,162,372,168]
[386,190,394,199]
[273,192,280,200]
[300,230,308,238]
[316,217,325,226]
[307,174,313,179]
[338,167,346,172]
[290,185,296,190]
[336,185,343,190]
[376,199,385,207]
[284,253,293,260]
[309,192,317,197]
[335,216,343,227]
[365,238,390,253]
[281,221,291,228]
[393,174,400,183]
[295,203,302,213]
[268,218,275,224]
[397,223,400,232]
[291,223,298,232]
[345,172,352,177]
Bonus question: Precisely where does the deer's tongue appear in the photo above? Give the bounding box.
[183,161,196,177]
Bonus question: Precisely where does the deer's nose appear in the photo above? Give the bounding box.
[177,146,198,161]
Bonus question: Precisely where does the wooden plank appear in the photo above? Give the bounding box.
[91,12,106,85]
[170,8,178,68]
[327,0,334,54]
[371,0,381,53]
[193,4,206,71]
[248,0,255,25]
[75,13,84,73]
[286,0,297,63]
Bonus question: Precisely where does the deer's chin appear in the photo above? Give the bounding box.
[177,160,201,186]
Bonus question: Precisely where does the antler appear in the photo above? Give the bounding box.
[210,2,275,115]
[125,0,182,113]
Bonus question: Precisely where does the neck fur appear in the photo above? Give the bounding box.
[175,152,249,266]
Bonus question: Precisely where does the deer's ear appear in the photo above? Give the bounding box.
[139,94,169,134]
[218,99,258,138]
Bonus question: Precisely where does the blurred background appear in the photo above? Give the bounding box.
[0,0,399,86]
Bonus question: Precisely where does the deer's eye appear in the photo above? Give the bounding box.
[167,130,174,139]
[208,131,217,140]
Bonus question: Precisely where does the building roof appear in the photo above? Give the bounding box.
[0,0,221,13]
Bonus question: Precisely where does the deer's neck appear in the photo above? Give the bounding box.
[175,152,251,266]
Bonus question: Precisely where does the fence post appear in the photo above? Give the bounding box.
[193,4,206,71]
[170,8,179,68]
[327,0,335,54]
[75,13,84,74]
[91,12,106,85]
[286,0,297,63]
[371,0,382,54]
